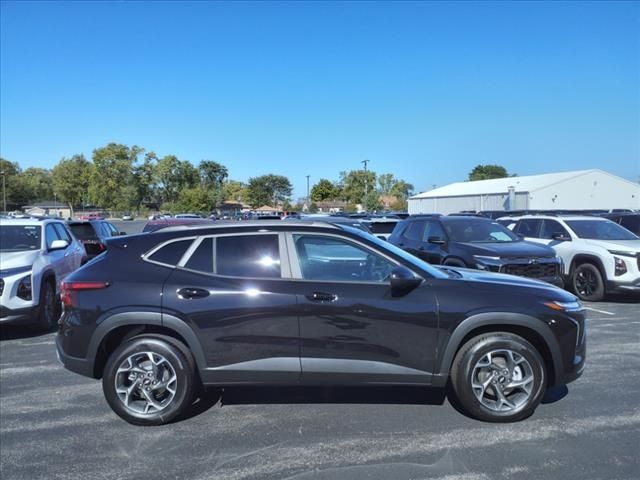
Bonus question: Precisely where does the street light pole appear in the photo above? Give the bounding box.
[305,175,310,208]
[361,159,370,211]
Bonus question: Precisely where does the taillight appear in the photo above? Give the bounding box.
[60,281,110,307]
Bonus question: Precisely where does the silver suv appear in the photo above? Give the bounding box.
[503,215,640,301]
[0,218,86,329]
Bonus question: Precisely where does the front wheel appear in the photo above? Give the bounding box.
[102,335,198,426]
[572,263,605,301]
[36,280,59,330]
[450,332,547,422]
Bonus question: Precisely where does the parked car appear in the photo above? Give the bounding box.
[1,218,86,329]
[389,215,563,287]
[68,220,124,260]
[285,214,373,233]
[505,215,640,301]
[57,221,585,425]
[122,214,134,221]
[174,213,203,219]
[601,213,640,236]
[78,213,104,221]
[361,218,400,241]
[142,217,213,233]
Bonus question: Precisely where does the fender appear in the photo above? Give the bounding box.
[86,311,207,372]
[431,312,563,387]
[569,254,607,280]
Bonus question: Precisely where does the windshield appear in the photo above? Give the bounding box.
[69,223,98,240]
[0,225,42,252]
[443,219,519,243]
[342,226,449,279]
[566,220,639,240]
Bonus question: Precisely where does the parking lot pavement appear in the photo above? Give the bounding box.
[1,302,638,480]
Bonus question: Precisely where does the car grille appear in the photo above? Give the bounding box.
[503,262,558,279]
[0,279,4,296]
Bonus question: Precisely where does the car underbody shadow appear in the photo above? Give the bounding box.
[0,324,56,341]
[541,384,569,404]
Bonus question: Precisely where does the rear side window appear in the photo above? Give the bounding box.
[404,221,425,241]
[515,219,542,237]
[184,238,214,273]
[148,239,193,266]
[216,235,280,278]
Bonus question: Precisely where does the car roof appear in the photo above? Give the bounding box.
[505,214,611,221]
[158,220,343,233]
[0,218,56,226]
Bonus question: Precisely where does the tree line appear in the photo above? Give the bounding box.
[0,143,417,214]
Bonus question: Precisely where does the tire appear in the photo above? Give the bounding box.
[36,279,58,330]
[450,332,547,422]
[571,263,605,301]
[102,335,198,426]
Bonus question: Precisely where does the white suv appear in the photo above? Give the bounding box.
[0,218,86,329]
[502,215,640,301]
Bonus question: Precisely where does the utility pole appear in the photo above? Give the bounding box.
[1,171,6,213]
[362,159,370,211]
[305,175,310,208]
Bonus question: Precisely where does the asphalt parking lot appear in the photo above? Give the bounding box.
[1,299,638,480]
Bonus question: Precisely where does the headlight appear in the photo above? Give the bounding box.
[543,300,584,312]
[472,255,502,271]
[608,250,637,257]
[17,275,32,300]
[614,257,627,276]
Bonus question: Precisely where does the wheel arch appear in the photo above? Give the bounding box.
[570,254,607,282]
[89,312,206,379]
[434,312,562,387]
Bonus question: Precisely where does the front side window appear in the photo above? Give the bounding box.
[294,234,395,282]
[216,235,281,278]
[423,221,446,241]
[514,219,542,238]
[0,225,42,252]
[539,220,570,240]
[45,224,62,249]
[53,223,71,243]
[404,221,426,241]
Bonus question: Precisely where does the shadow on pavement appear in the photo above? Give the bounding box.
[541,385,569,404]
[0,324,56,341]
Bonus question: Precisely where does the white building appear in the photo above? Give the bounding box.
[408,169,640,215]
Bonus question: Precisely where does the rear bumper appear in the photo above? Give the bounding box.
[0,305,37,325]
[55,334,95,378]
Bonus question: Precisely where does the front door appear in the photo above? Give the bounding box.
[161,233,301,383]
[286,232,439,384]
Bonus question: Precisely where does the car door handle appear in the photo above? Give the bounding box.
[177,287,210,299]
[306,292,337,302]
[418,246,424,251]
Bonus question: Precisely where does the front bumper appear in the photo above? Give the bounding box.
[0,305,37,325]
[55,334,95,377]
[607,278,640,295]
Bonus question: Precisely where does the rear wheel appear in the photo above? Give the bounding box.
[102,335,198,426]
[451,332,547,422]
[572,263,605,301]
[443,258,466,267]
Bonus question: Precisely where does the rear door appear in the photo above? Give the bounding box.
[286,232,439,384]
[160,232,301,383]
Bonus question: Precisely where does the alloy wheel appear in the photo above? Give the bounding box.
[575,268,597,297]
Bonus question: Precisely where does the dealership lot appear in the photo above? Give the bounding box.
[0,300,638,480]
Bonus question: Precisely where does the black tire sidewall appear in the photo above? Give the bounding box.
[572,263,605,301]
[102,337,195,426]
[37,280,57,330]
[452,334,547,422]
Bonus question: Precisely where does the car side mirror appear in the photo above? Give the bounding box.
[49,239,69,251]
[389,266,422,297]
[428,236,446,245]
[552,232,571,241]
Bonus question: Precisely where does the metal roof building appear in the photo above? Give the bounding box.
[408,169,640,215]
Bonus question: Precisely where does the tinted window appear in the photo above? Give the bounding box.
[368,222,398,234]
[444,219,519,243]
[404,221,425,241]
[148,239,193,266]
[423,221,446,241]
[105,222,119,235]
[69,223,98,240]
[539,220,569,240]
[619,216,640,235]
[515,219,542,237]
[216,235,280,278]
[184,238,213,273]
[565,220,639,240]
[294,234,395,282]
[45,224,61,249]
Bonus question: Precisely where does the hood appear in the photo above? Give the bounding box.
[584,239,640,253]
[440,266,575,301]
[455,240,556,258]
[0,250,39,272]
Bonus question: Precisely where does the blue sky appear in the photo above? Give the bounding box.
[1,1,639,198]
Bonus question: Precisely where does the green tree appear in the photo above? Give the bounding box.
[222,180,248,203]
[12,167,53,205]
[176,186,211,213]
[377,173,396,196]
[339,170,376,205]
[89,143,144,210]
[156,155,199,204]
[0,158,23,208]
[52,154,91,215]
[246,174,293,208]
[468,164,510,181]
[133,152,159,207]
[310,178,340,202]
[199,160,228,207]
